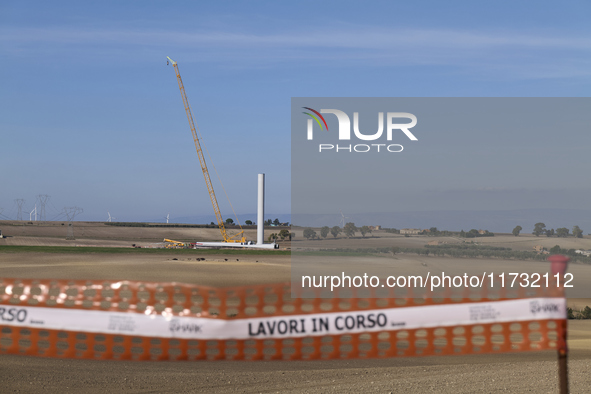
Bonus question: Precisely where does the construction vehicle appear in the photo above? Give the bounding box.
[167,57,246,244]
[163,238,186,249]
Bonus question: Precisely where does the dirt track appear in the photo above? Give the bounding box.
[0,220,273,247]
[0,252,290,286]
[3,220,591,252]
[2,348,590,393]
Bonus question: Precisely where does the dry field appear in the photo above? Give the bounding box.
[292,254,591,300]
[291,228,591,252]
[0,220,283,248]
[2,221,590,252]
[1,224,590,393]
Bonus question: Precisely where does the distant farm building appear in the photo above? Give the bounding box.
[575,249,591,257]
[369,225,381,231]
[400,228,421,235]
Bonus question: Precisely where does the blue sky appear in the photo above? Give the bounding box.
[1,1,590,223]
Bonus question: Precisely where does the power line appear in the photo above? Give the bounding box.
[15,199,24,221]
[63,207,83,240]
[37,194,50,221]
[0,208,11,220]
[48,200,65,221]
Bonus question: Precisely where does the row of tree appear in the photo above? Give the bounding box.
[459,229,494,238]
[268,229,293,242]
[547,245,586,256]
[385,227,495,237]
[303,223,374,240]
[567,306,591,320]
[424,227,494,237]
[314,245,591,264]
[513,223,584,238]
[222,218,289,226]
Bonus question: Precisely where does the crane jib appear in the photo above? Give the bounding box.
[170,61,245,243]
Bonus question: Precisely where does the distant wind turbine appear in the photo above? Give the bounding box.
[30,204,37,221]
[340,211,349,228]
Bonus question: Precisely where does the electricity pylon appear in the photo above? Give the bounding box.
[63,207,83,240]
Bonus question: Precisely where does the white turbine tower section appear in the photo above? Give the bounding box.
[193,173,277,249]
[107,212,112,222]
[29,204,37,221]
[257,174,265,245]
[166,213,170,224]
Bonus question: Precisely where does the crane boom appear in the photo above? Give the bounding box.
[167,57,245,243]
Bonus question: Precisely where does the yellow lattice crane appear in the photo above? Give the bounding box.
[167,57,245,243]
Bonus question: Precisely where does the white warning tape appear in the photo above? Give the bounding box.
[0,297,565,340]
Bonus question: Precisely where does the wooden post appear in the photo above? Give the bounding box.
[557,318,569,394]
[548,254,570,394]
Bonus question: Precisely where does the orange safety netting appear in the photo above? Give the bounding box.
[0,278,566,361]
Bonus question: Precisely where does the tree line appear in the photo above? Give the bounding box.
[512,223,584,238]
[304,225,494,239]
[308,244,591,264]
[225,218,289,226]
[567,306,591,320]
[303,223,374,240]
[267,229,293,242]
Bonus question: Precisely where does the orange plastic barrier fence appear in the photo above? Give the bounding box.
[0,278,566,361]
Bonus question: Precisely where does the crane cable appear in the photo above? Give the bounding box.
[193,111,243,230]
[167,56,243,236]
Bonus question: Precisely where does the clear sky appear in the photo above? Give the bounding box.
[1,1,590,223]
